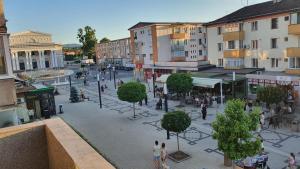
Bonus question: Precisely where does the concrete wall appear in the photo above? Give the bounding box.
[45,126,77,169]
[0,78,16,107]
[0,126,49,169]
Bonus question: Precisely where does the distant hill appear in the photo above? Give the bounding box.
[63,44,82,49]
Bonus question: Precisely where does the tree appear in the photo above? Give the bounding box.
[166,73,193,105]
[117,82,146,118]
[70,86,79,103]
[257,86,285,108]
[77,26,98,59]
[212,99,261,166]
[100,37,110,44]
[161,111,191,152]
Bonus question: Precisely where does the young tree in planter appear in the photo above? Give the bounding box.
[212,99,261,167]
[257,86,285,108]
[70,86,80,103]
[161,111,191,153]
[166,73,193,105]
[117,82,146,118]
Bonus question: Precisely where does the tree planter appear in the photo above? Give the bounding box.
[224,154,232,167]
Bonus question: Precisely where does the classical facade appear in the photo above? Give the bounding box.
[206,0,300,74]
[95,37,131,65]
[128,22,207,79]
[9,31,64,71]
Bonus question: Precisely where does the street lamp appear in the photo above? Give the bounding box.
[152,68,156,98]
[97,73,103,109]
[113,66,116,89]
[232,71,236,98]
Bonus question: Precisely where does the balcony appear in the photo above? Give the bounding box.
[287,47,300,57]
[288,24,300,35]
[223,49,246,58]
[0,118,115,169]
[171,56,186,62]
[223,31,245,41]
[286,69,300,75]
[170,33,188,39]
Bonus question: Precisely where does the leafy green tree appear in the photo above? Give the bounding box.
[257,86,285,108]
[117,82,146,118]
[166,73,193,105]
[161,111,191,152]
[100,37,110,43]
[212,99,261,166]
[77,26,98,59]
[70,86,79,103]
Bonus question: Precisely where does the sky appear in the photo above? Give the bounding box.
[5,0,267,44]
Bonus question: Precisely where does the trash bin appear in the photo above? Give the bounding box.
[59,104,64,114]
[291,120,299,132]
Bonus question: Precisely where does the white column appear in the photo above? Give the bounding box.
[53,51,58,68]
[25,52,30,70]
[38,51,42,69]
[42,51,46,68]
[28,51,32,70]
[11,52,16,71]
[15,52,19,70]
[51,50,55,68]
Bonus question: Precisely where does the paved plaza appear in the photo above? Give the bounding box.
[54,73,300,169]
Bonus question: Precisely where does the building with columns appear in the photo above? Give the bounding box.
[9,31,64,71]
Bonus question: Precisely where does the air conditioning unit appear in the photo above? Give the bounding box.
[17,98,25,104]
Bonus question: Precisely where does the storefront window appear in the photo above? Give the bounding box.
[289,57,300,69]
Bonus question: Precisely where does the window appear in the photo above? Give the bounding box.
[271,58,279,68]
[239,40,244,49]
[204,38,207,44]
[198,27,202,33]
[271,18,278,29]
[134,32,137,39]
[251,21,258,31]
[251,58,258,68]
[217,27,222,35]
[239,23,244,31]
[150,54,153,60]
[289,58,300,68]
[199,50,203,56]
[291,12,300,24]
[284,37,288,42]
[184,40,187,45]
[228,41,235,49]
[185,51,189,57]
[218,58,224,67]
[251,40,258,49]
[199,39,202,45]
[217,43,223,51]
[284,16,289,21]
[271,38,278,49]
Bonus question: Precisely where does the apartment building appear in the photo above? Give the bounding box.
[128,22,207,78]
[206,0,300,74]
[95,38,131,66]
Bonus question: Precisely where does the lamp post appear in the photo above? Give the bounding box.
[97,73,103,109]
[232,71,236,98]
[109,65,112,81]
[152,68,156,98]
[68,75,72,89]
[113,66,116,89]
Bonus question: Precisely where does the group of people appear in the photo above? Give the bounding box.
[153,141,169,169]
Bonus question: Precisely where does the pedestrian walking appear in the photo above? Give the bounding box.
[260,112,265,129]
[161,143,169,169]
[153,140,160,169]
[145,95,148,105]
[202,104,207,120]
[101,85,104,92]
[288,153,296,169]
[139,100,143,106]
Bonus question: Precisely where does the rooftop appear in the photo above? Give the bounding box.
[206,0,300,26]
[129,22,203,30]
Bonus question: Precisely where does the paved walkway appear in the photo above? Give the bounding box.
[56,80,300,169]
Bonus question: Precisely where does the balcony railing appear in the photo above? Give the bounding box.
[223,49,246,58]
[288,24,300,35]
[170,33,188,39]
[287,47,300,57]
[223,31,245,41]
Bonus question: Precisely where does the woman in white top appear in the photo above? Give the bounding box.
[161,143,169,169]
[153,141,160,169]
